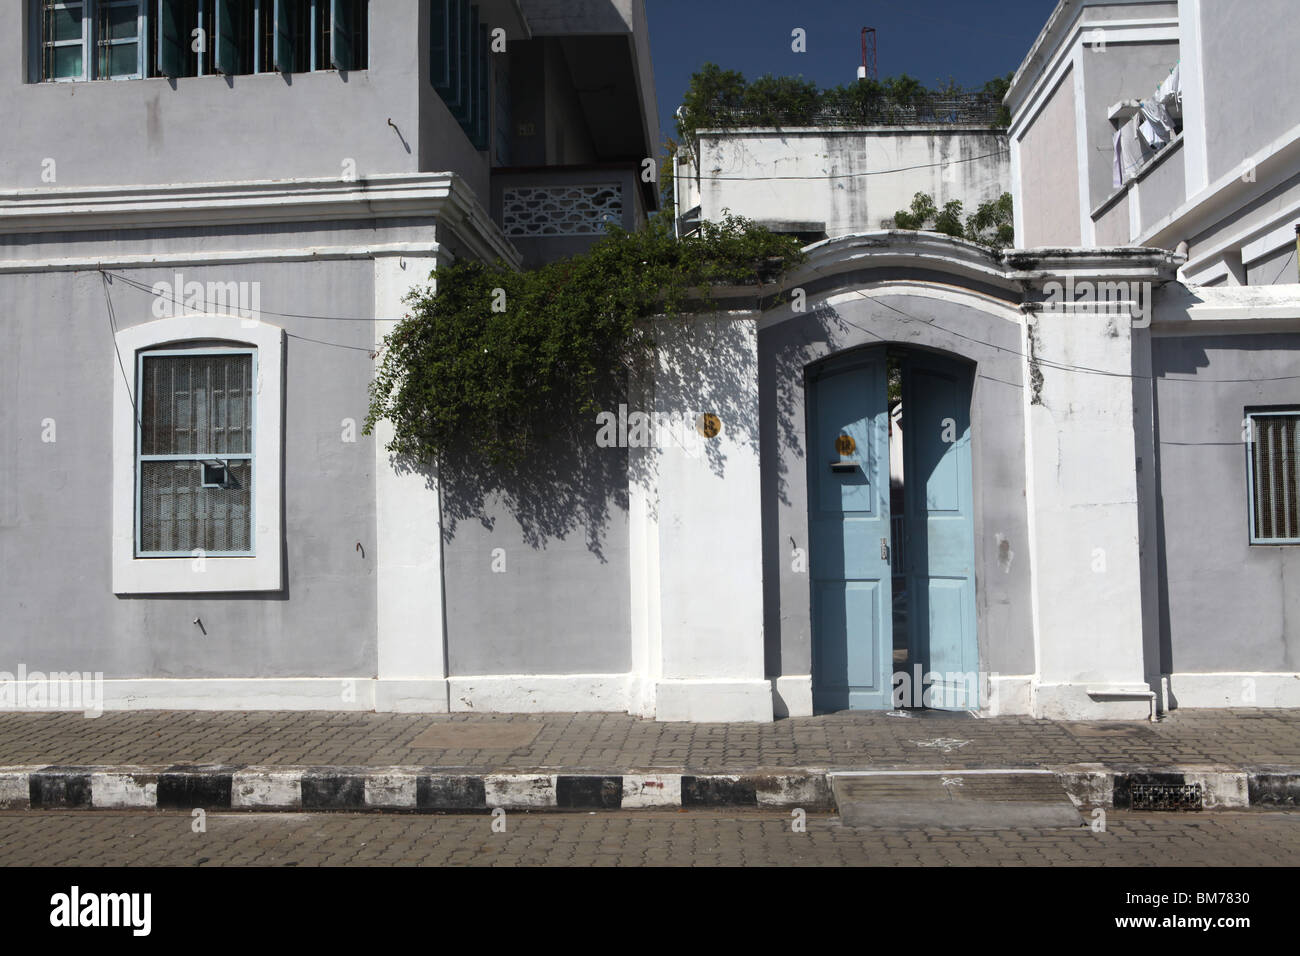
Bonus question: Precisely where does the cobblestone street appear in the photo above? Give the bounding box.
[1,809,1296,866]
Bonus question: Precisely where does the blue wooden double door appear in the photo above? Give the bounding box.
[808,347,978,712]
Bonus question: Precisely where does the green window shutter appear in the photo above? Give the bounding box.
[274,0,292,72]
[215,0,239,74]
[431,0,451,93]
[330,0,352,69]
[157,0,186,77]
[473,23,489,149]
[444,0,466,111]
[452,4,476,123]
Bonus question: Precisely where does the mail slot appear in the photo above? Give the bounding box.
[830,460,861,474]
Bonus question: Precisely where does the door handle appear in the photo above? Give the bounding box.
[881,537,890,561]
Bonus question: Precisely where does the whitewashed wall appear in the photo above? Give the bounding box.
[681,127,1009,238]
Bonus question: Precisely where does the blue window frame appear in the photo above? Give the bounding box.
[1246,409,1300,545]
[135,347,257,557]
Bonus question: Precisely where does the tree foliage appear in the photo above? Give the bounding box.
[365,215,806,469]
[893,191,1016,251]
[677,63,1011,143]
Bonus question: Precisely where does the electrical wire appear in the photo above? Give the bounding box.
[102,269,384,355]
[825,290,1276,446]
[841,288,1300,385]
[1269,247,1298,286]
[101,264,1300,384]
[101,271,144,430]
[104,269,394,324]
[697,149,1010,183]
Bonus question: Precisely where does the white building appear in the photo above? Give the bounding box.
[2,0,1296,721]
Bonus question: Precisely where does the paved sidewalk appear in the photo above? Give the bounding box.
[1,708,1298,772]
[4,810,1297,866]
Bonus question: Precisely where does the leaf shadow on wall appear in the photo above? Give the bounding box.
[397,306,771,562]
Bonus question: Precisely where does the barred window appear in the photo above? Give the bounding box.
[33,0,366,81]
[39,0,145,81]
[1247,411,1300,544]
[136,349,255,556]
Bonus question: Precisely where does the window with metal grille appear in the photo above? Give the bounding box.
[39,0,145,81]
[1247,410,1300,544]
[136,349,255,556]
[33,0,365,81]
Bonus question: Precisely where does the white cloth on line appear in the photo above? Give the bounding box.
[1139,99,1173,149]
[1118,115,1152,184]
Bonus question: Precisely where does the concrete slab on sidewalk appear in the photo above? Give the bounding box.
[407,721,542,750]
[832,771,1085,829]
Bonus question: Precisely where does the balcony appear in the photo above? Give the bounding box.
[491,164,650,268]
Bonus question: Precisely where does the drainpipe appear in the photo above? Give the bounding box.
[1295,224,1300,281]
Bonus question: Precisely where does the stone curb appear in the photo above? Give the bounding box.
[0,765,1295,812]
[0,767,835,812]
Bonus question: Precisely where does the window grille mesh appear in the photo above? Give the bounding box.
[1252,414,1299,541]
[140,460,252,553]
[139,352,253,554]
[502,184,624,237]
[141,353,252,456]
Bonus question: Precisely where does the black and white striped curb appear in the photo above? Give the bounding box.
[0,767,834,811]
[0,766,1295,812]
[1055,767,1300,810]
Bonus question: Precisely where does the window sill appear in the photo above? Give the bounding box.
[1091,132,1184,221]
[113,551,282,595]
[33,69,368,85]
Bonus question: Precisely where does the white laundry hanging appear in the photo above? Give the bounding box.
[1117,114,1152,184]
[1139,99,1174,149]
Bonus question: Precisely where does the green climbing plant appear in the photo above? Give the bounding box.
[364,214,806,469]
[893,191,1016,251]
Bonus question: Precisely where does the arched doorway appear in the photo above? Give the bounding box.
[808,345,978,712]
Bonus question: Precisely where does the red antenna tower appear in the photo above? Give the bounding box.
[859,27,878,81]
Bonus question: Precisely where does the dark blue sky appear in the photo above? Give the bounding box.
[645,0,1060,147]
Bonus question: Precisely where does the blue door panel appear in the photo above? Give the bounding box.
[809,348,978,712]
[809,354,892,711]
[902,354,978,711]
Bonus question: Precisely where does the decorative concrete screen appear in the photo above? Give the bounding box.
[502,184,623,237]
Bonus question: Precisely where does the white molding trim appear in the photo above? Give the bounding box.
[1165,672,1300,708]
[1241,223,1297,267]
[1178,201,1300,285]
[0,678,371,712]
[1179,0,1209,196]
[1033,681,1155,720]
[447,674,634,713]
[762,281,1024,334]
[1072,47,1094,246]
[654,679,774,723]
[8,673,1299,715]
[374,256,448,688]
[112,315,284,594]
[0,173,522,270]
[984,674,1035,716]
[1142,121,1300,254]
[772,675,813,718]
[373,679,451,713]
[0,242,443,275]
[1010,136,1026,245]
[1008,17,1180,140]
[1153,283,1300,332]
